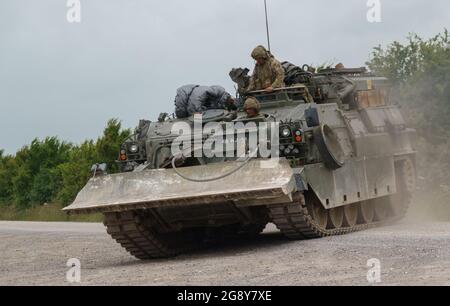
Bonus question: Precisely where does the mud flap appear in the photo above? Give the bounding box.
[63,159,298,215]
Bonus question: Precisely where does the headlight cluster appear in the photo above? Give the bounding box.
[279,124,304,158]
[282,128,291,138]
[129,144,139,153]
[280,125,303,142]
[280,144,300,156]
[119,142,145,162]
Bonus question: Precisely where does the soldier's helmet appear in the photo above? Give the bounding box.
[244,97,261,112]
[335,63,345,70]
[251,45,269,60]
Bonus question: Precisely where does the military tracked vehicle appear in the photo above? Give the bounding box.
[64,65,417,260]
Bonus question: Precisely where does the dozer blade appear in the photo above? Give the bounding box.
[63,159,297,215]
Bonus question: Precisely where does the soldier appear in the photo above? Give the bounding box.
[247,45,285,93]
[243,97,262,119]
[174,85,236,118]
[335,63,345,70]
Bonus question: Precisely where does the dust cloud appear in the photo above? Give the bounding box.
[389,80,450,222]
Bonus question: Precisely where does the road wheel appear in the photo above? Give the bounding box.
[328,207,344,229]
[343,204,358,227]
[306,194,328,229]
[358,201,374,224]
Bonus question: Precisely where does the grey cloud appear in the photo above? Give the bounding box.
[0,0,449,153]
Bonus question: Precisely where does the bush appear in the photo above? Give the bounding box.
[367,30,450,186]
[0,119,130,212]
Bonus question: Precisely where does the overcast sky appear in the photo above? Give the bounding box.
[0,0,449,154]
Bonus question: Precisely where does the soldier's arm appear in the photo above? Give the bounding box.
[206,86,233,110]
[271,60,285,88]
[174,92,189,118]
[175,103,188,118]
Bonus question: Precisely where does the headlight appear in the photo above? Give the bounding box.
[129,144,139,153]
[281,128,291,138]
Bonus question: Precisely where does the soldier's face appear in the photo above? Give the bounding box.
[256,57,266,65]
[246,108,258,118]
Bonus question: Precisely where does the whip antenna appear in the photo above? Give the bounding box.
[264,0,271,51]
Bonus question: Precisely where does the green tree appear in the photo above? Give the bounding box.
[367,30,450,185]
[57,119,131,205]
[0,151,16,205]
[367,30,450,138]
[367,30,450,83]
[12,165,33,208]
[29,168,62,205]
[96,119,131,173]
[1,119,131,209]
[8,137,72,208]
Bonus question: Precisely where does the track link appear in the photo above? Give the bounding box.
[269,159,414,239]
[268,193,403,239]
[103,211,189,259]
[104,211,266,259]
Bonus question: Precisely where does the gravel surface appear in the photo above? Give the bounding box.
[0,221,449,286]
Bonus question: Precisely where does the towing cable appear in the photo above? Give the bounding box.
[171,146,259,183]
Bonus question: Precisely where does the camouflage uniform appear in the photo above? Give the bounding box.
[247,46,285,92]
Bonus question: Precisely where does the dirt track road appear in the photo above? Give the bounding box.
[0,221,449,286]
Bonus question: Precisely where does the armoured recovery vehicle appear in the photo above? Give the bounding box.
[64,65,417,259]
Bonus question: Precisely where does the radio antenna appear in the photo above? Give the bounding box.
[264,0,271,51]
